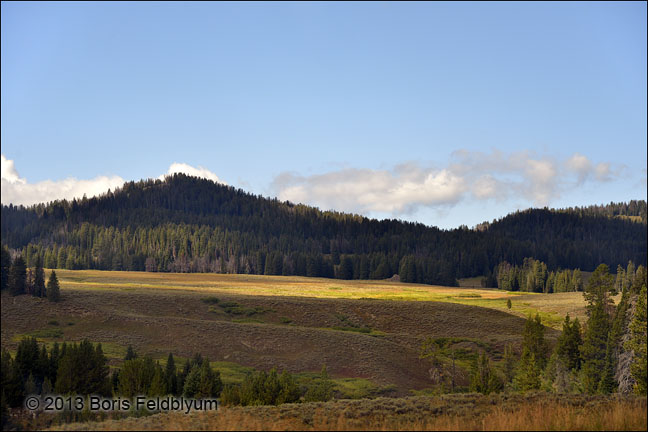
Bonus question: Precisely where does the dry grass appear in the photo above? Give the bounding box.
[50,270,588,329]
[49,394,647,431]
[2,270,576,394]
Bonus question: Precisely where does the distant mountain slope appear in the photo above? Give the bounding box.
[1,174,645,283]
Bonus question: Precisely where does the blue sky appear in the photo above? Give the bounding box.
[1,2,646,229]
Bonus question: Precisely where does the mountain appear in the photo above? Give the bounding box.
[1,174,646,285]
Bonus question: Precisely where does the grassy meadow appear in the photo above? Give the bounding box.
[4,269,641,431]
[51,269,589,328]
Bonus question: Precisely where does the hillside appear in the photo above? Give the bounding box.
[1,174,645,284]
[1,271,566,395]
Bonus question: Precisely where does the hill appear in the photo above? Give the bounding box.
[1,174,645,284]
[2,270,567,395]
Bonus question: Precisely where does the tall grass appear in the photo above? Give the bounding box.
[51,394,646,431]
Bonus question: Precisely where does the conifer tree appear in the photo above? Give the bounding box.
[118,356,156,397]
[514,348,541,391]
[196,358,222,398]
[46,270,60,302]
[580,300,610,393]
[277,370,300,404]
[469,351,502,394]
[625,285,647,395]
[555,315,582,371]
[502,344,516,384]
[1,349,24,408]
[25,268,34,296]
[55,340,110,396]
[597,333,617,394]
[165,353,178,395]
[584,264,616,315]
[522,314,548,369]
[149,365,167,397]
[8,256,26,296]
[33,256,45,298]
[304,365,334,402]
[1,246,11,291]
[182,364,201,398]
[124,345,137,361]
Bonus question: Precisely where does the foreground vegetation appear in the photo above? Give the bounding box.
[50,394,647,431]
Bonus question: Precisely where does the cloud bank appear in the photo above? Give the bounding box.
[1,154,224,207]
[273,150,624,216]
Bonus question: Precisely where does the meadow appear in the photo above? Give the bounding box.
[52,269,589,327]
[4,269,634,431]
[2,270,588,394]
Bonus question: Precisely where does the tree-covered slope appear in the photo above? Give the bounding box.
[1,174,645,284]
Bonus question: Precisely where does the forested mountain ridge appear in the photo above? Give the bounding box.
[1,174,645,284]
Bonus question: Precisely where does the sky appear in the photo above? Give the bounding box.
[1,1,646,229]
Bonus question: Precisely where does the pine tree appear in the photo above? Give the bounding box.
[522,314,548,369]
[625,285,647,395]
[33,256,45,298]
[514,347,541,391]
[580,300,610,393]
[304,365,334,402]
[24,373,37,396]
[182,364,201,398]
[469,351,502,394]
[8,256,26,296]
[165,353,178,395]
[572,269,583,291]
[124,345,137,361]
[149,365,167,397]
[196,358,222,398]
[339,256,354,280]
[277,370,300,404]
[118,356,156,397]
[502,344,516,384]
[597,334,617,394]
[555,315,582,371]
[1,246,11,291]
[584,264,616,316]
[55,340,110,396]
[46,270,60,302]
[1,349,24,408]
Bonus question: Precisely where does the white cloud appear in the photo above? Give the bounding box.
[159,162,225,185]
[472,175,500,200]
[566,153,592,184]
[1,155,25,184]
[1,155,225,207]
[272,149,623,216]
[274,168,465,215]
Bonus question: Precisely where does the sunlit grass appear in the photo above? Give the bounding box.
[48,269,589,329]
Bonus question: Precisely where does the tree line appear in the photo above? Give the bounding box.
[468,262,647,395]
[1,340,335,428]
[1,175,645,284]
[1,246,60,301]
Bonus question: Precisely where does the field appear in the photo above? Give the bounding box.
[50,269,590,326]
[3,270,644,431]
[1,270,590,395]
